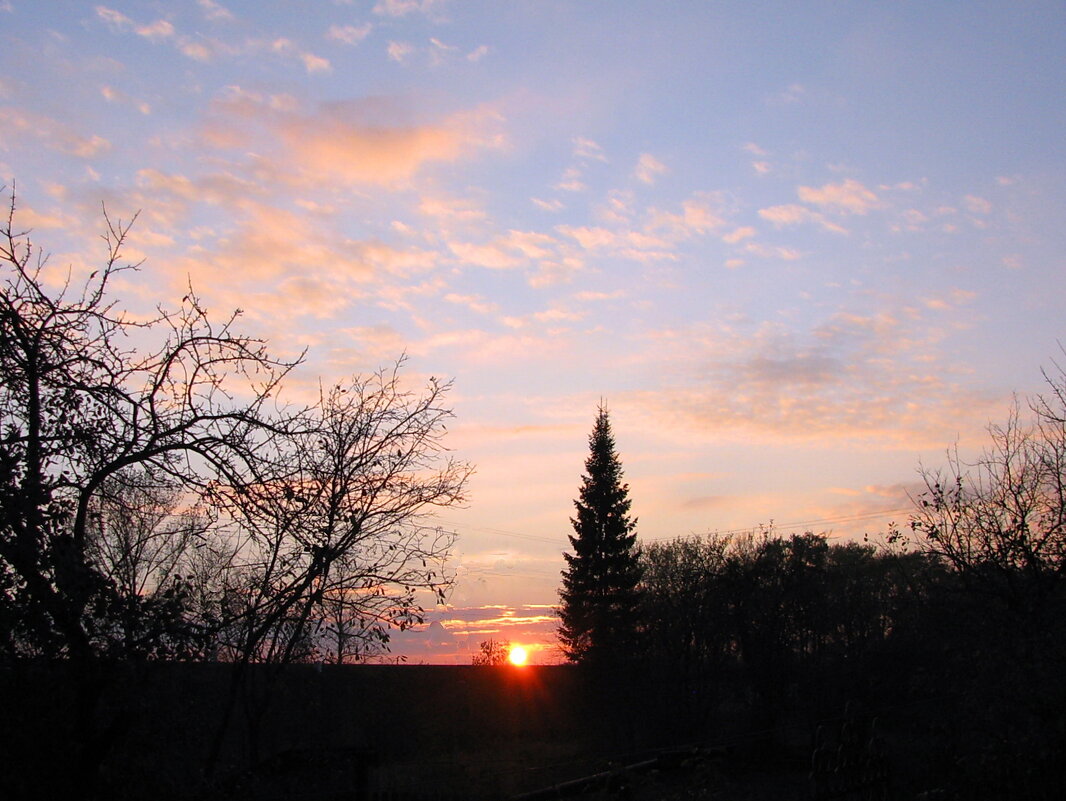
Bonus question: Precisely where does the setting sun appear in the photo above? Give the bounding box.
[508,645,528,666]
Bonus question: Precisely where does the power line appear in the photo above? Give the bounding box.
[430,517,564,545]
[434,506,911,552]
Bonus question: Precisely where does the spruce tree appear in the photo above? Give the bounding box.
[558,405,642,663]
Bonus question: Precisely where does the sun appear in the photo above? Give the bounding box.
[508,645,528,666]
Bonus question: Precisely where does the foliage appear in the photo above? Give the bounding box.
[637,530,926,718]
[471,638,510,666]
[558,405,641,663]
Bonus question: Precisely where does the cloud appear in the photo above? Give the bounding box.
[574,290,625,302]
[466,45,490,62]
[387,603,561,663]
[573,137,607,162]
[797,178,879,214]
[419,194,487,222]
[180,41,213,61]
[147,202,422,329]
[100,85,151,114]
[97,5,300,67]
[634,153,668,184]
[773,83,806,104]
[532,198,564,213]
[633,309,999,446]
[744,242,802,260]
[447,240,523,270]
[548,192,726,270]
[555,225,617,251]
[527,256,584,288]
[269,37,331,73]
[444,293,498,315]
[722,226,756,244]
[373,0,442,17]
[963,194,992,214]
[198,0,234,21]
[533,306,584,323]
[204,94,504,187]
[503,230,555,259]
[0,108,111,158]
[95,6,176,43]
[645,193,727,239]
[921,289,976,311]
[758,204,848,234]
[95,6,133,30]
[134,167,261,206]
[387,40,415,63]
[301,52,332,73]
[136,19,175,41]
[554,167,585,193]
[13,205,74,230]
[446,230,555,271]
[327,23,372,45]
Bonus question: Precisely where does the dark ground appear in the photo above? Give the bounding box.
[0,661,1043,800]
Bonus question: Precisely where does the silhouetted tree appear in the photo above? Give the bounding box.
[558,406,641,663]
[0,190,471,794]
[912,394,1066,617]
[636,529,931,735]
[472,638,510,665]
[904,365,1066,797]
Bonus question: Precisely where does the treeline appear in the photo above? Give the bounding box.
[557,368,1066,797]
[637,531,933,719]
[631,529,1066,797]
[629,504,1065,795]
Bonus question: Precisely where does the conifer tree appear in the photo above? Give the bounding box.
[558,405,642,663]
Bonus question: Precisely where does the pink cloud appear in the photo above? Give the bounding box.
[447,240,523,270]
[198,0,234,22]
[373,0,442,17]
[630,310,1001,447]
[634,153,668,184]
[722,226,756,244]
[758,203,848,234]
[204,94,503,187]
[573,137,607,162]
[0,107,111,158]
[327,23,373,46]
[797,178,879,214]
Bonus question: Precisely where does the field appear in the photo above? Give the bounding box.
[3,661,865,800]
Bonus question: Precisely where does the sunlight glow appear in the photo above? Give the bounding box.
[508,645,528,666]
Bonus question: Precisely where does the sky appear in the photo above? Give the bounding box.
[2,1,1065,663]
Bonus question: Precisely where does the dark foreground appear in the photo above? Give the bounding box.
[2,658,1061,801]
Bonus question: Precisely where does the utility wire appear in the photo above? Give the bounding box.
[433,506,911,554]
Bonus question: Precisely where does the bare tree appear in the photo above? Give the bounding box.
[911,382,1066,616]
[204,368,468,664]
[0,190,472,790]
[87,469,213,598]
[0,191,301,663]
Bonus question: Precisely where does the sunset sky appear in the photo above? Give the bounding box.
[2,1,1065,663]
